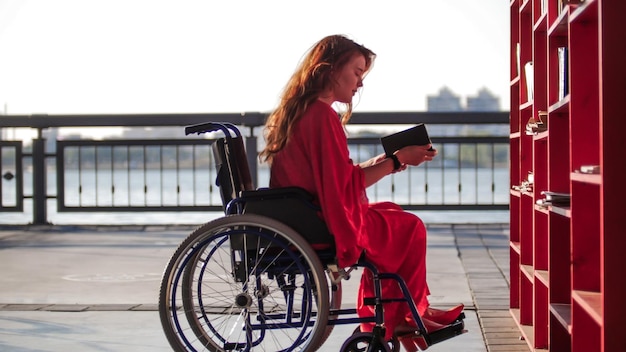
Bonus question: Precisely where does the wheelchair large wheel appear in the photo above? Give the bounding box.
[159,214,330,351]
[180,250,342,351]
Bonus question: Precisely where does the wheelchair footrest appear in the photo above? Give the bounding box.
[426,314,466,346]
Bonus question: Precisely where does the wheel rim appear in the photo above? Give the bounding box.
[159,214,329,352]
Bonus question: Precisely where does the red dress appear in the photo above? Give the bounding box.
[269,100,430,339]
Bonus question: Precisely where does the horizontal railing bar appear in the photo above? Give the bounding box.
[10,200,513,218]
[0,111,509,128]
[57,205,223,212]
[57,139,215,147]
[0,113,266,128]
[403,204,510,211]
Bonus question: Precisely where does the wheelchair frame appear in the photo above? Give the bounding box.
[158,122,466,351]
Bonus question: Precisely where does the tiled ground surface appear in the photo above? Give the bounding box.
[451,224,530,352]
[0,223,531,351]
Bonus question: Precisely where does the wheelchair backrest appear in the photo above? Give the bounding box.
[187,121,336,250]
[184,121,253,211]
[212,136,254,211]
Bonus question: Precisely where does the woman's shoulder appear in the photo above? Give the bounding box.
[303,100,340,123]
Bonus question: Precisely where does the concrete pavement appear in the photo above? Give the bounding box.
[0,223,528,351]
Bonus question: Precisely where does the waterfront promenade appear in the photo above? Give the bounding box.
[0,221,529,351]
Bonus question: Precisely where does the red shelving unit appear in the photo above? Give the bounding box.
[509,0,626,351]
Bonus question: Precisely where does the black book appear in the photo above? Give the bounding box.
[380,124,432,157]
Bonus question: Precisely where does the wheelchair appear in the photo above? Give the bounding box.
[159,122,466,351]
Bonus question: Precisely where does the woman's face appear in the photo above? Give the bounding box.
[331,53,366,104]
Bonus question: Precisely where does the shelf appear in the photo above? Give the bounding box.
[520,100,533,110]
[510,309,548,352]
[548,6,569,37]
[519,0,530,14]
[533,12,548,32]
[533,130,548,141]
[570,0,597,23]
[511,75,520,86]
[570,172,601,185]
[511,241,521,255]
[549,205,571,218]
[550,304,572,333]
[572,290,602,326]
[535,269,549,286]
[548,95,570,113]
[535,204,549,215]
[510,131,521,139]
[521,264,534,280]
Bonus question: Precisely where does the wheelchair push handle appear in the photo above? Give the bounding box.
[185,122,242,138]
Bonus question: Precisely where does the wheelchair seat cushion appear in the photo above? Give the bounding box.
[241,187,336,249]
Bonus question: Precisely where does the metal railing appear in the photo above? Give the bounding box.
[0,111,509,224]
[0,141,24,212]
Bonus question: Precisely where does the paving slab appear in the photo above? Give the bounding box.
[0,223,524,351]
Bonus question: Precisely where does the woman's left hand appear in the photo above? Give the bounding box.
[395,144,437,167]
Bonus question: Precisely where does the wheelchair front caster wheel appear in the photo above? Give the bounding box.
[340,331,394,352]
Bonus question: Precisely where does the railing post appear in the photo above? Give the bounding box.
[245,126,258,188]
[32,128,48,224]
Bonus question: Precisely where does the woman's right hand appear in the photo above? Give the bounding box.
[395,144,437,167]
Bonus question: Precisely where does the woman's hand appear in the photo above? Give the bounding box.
[359,145,435,187]
[395,144,437,167]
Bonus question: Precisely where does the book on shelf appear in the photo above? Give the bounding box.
[537,111,547,130]
[525,111,547,135]
[536,190,570,207]
[516,43,520,77]
[512,182,532,193]
[579,165,600,174]
[524,61,534,102]
[512,173,533,193]
[380,124,432,157]
[525,117,538,135]
[558,47,569,100]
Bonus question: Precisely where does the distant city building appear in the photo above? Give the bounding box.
[466,87,500,111]
[427,86,500,112]
[426,86,505,137]
[119,126,181,140]
[426,87,463,112]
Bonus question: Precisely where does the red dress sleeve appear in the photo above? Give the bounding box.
[269,101,368,267]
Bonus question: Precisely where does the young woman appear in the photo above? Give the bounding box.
[260,34,463,351]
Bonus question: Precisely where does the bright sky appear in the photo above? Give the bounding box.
[0,0,510,116]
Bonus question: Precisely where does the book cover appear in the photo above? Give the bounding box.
[380,124,432,157]
[558,47,568,100]
[516,43,520,77]
[524,61,534,102]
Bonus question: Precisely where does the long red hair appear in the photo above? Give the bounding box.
[260,35,376,163]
